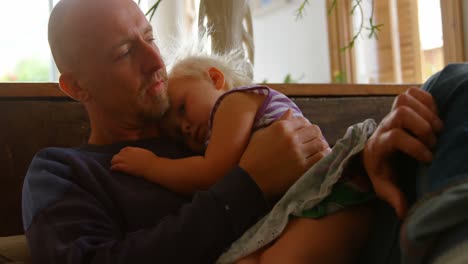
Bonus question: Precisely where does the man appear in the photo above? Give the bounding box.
[22,0,445,263]
[387,64,468,263]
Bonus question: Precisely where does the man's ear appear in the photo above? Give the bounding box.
[208,67,225,90]
[59,73,90,102]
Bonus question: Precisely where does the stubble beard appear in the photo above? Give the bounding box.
[143,86,169,120]
[138,70,170,122]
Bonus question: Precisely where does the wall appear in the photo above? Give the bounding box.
[353,0,379,83]
[251,0,331,83]
[149,0,186,53]
[148,0,331,83]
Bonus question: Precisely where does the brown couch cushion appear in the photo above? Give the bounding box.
[0,235,30,264]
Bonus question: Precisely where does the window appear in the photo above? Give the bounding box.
[0,0,150,82]
[0,1,52,81]
[250,0,331,83]
[418,0,444,81]
[328,0,463,84]
[0,0,462,85]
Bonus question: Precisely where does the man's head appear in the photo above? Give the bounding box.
[48,0,169,142]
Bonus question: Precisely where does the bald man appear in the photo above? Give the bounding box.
[22,0,448,263]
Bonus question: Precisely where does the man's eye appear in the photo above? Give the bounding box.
[122,48,132,57]
[116,48,131,60]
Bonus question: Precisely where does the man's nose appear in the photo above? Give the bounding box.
[140,41,164,74]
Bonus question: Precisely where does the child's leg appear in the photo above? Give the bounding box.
[235,248,263,264]
[250,203,374,264]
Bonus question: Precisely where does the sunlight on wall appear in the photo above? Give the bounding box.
[252,0,331,83]
[418,0,443,50]
[418,0,444,81]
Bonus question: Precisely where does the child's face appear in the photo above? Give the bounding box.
[162,75,225,153]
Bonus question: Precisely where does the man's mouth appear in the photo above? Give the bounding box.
[144,70,167,97]
[146,79,165,96]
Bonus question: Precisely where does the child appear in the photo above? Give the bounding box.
[111,50,307,194]
[111,50,374,263]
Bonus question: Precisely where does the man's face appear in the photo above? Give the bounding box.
[73,0,169,123]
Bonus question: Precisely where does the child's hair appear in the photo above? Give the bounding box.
[164,33,253,90]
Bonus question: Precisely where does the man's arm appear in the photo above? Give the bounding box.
[23,149,269,263]
[23,113,328,263]
[240,110,331,197]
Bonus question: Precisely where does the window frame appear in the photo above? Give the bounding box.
[327,0,465,84]
[326,0,356,84]
[441,0,465,63]
[0,0,424,97]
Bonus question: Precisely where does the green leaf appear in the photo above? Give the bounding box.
[295,0,309,20]
[146,0,163,21]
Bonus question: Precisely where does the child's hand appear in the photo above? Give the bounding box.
[111,147,157,178]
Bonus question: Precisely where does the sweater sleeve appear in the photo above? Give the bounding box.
[22,148,269,263]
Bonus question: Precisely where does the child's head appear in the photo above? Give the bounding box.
[161,48,253,153]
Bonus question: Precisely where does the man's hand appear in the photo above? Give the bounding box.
[239,110,331,199]
[363,88,443,218]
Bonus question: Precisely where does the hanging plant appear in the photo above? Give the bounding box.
[296,0,383,51]
[138,0,163,21]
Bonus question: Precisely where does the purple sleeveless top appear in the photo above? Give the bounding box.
[207,85,304,142]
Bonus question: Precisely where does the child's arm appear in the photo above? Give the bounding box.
[111,92,265,194]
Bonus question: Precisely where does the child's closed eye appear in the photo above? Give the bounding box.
[178,103,185,116]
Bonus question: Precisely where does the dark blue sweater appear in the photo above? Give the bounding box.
[22,137,269,263]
